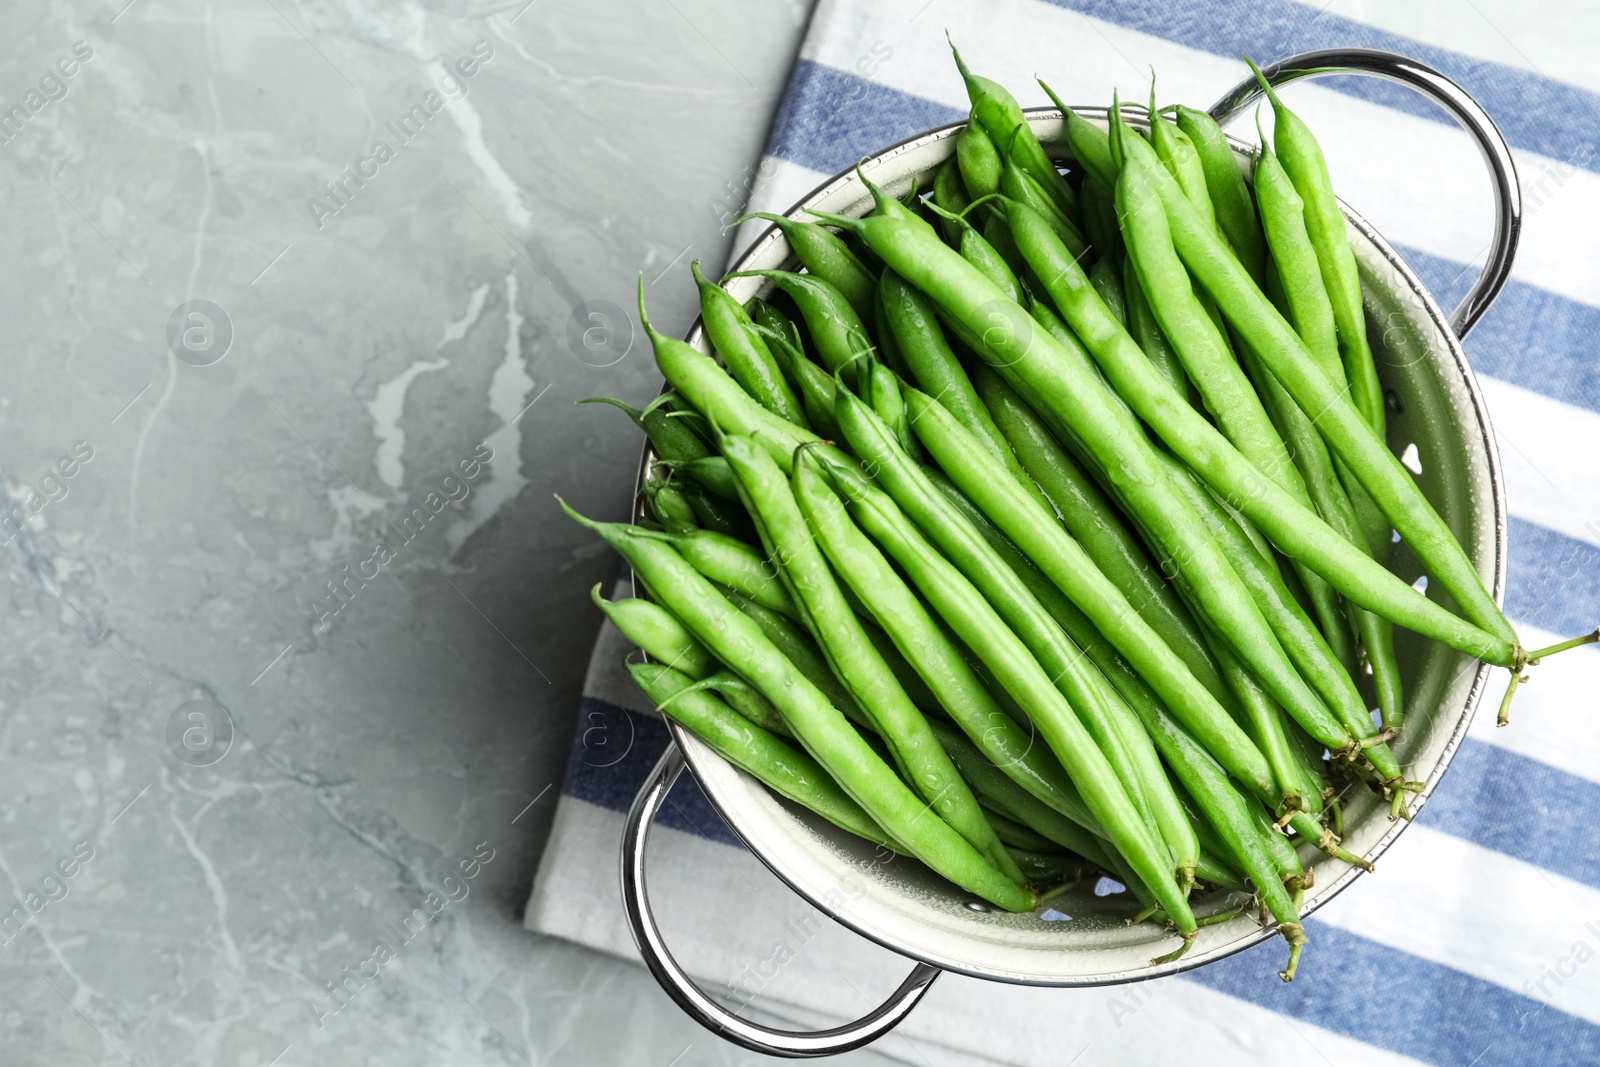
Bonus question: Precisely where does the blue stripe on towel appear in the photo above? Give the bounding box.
[1189,919,1598,1066]
[1427,736,1600,890]
[1507,518,1600,639]
[766,59,963,176]
[1399,243,1600,418]
[1041,0,1600,177]
[561,698,743,849]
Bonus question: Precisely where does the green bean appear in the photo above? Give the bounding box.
[1113,111,1516,654]
[951,42,1078,219]
[973,367,1239,718]
[829,393,1200,880]
[1247,61,1385,440]
[1238,336,1407,737]
[654,527,797,619]
[979,212,1029,285]
[1254,183,1395,575]
[864,360,921,460]
[1246,793,1303,881]
[1001,136,1079,226]
[1253,149,1404,725]
[817,434,1195,936]
[879,269,1028,483]
[999,151,1088,260]
[841,193,1366,736]
[756,323,843,441]
[1026,299,1127,417]
[642,281,818,470]
[932,156,972,247]
[1136,110,1330,662]
[723,589,872,730]
[796,452,1103,837]
[976,189,1513,664]
[1088,256,1126,329]
[668,669,792,735]
[564,504,1035,910]
[732,215,877,323]
[1079,176,1122,264]
[957,116,1003,200]
[814,185,1463,870]
[745,296,804,359]
[1043,281,1356,710]
[1044,86,1115,190]
[581,395,712,465]
[928,470,1303,913]
[806,454,1196,940]
[1153,452,1370,750]
[898,391,1324,871]
[1196,607,1321,813]
[982,806,1066,854]
[681,479,757,541]
[1253,143,1339,384]
[929,201,1024,304]
[1174,104,1267,285]
[981,373,1331,808]
[1160,527,1338,807]
[592,585,720,679]
[1147,91,1219,242]
[932,720,1110,865]
[929,241,1088,518]
[861,622,941,715]
[1193,853,1250,894]
[1135,722,1308,982]
[630,661,892,845]
[722,435,1024,884]
[1008,848,1084,885]
[727,271,875,388]
[953,638,1035,736]
[1253,126,1392,568]
[1117,133,1306,507]
[665,456,739,501]
[644,474,697,533]
[897,175,925,216]
[873,288,910,378]
[1164,775,1249,891]
[966,334,1369,825]
[1121,253,1195,401]
[1126,662,1303,943]
[692,260,808,427]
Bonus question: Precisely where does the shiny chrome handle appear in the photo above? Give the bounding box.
[1208,47,1521,339]
[620,743,941,1058]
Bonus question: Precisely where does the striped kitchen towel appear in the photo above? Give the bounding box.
[526,2,1600,1063]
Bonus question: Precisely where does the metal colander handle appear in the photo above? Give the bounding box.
[620,743,941,1059]
[1207,46,1521,339]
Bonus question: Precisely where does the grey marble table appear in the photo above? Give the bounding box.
[0,1,913,1063]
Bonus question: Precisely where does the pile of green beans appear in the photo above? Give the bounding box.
[566,46,1597,984]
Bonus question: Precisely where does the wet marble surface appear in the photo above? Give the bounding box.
[0,1,918,1063]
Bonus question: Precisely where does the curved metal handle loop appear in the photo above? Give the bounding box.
[620,743,941,1058]
[1207,47,1521,339]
